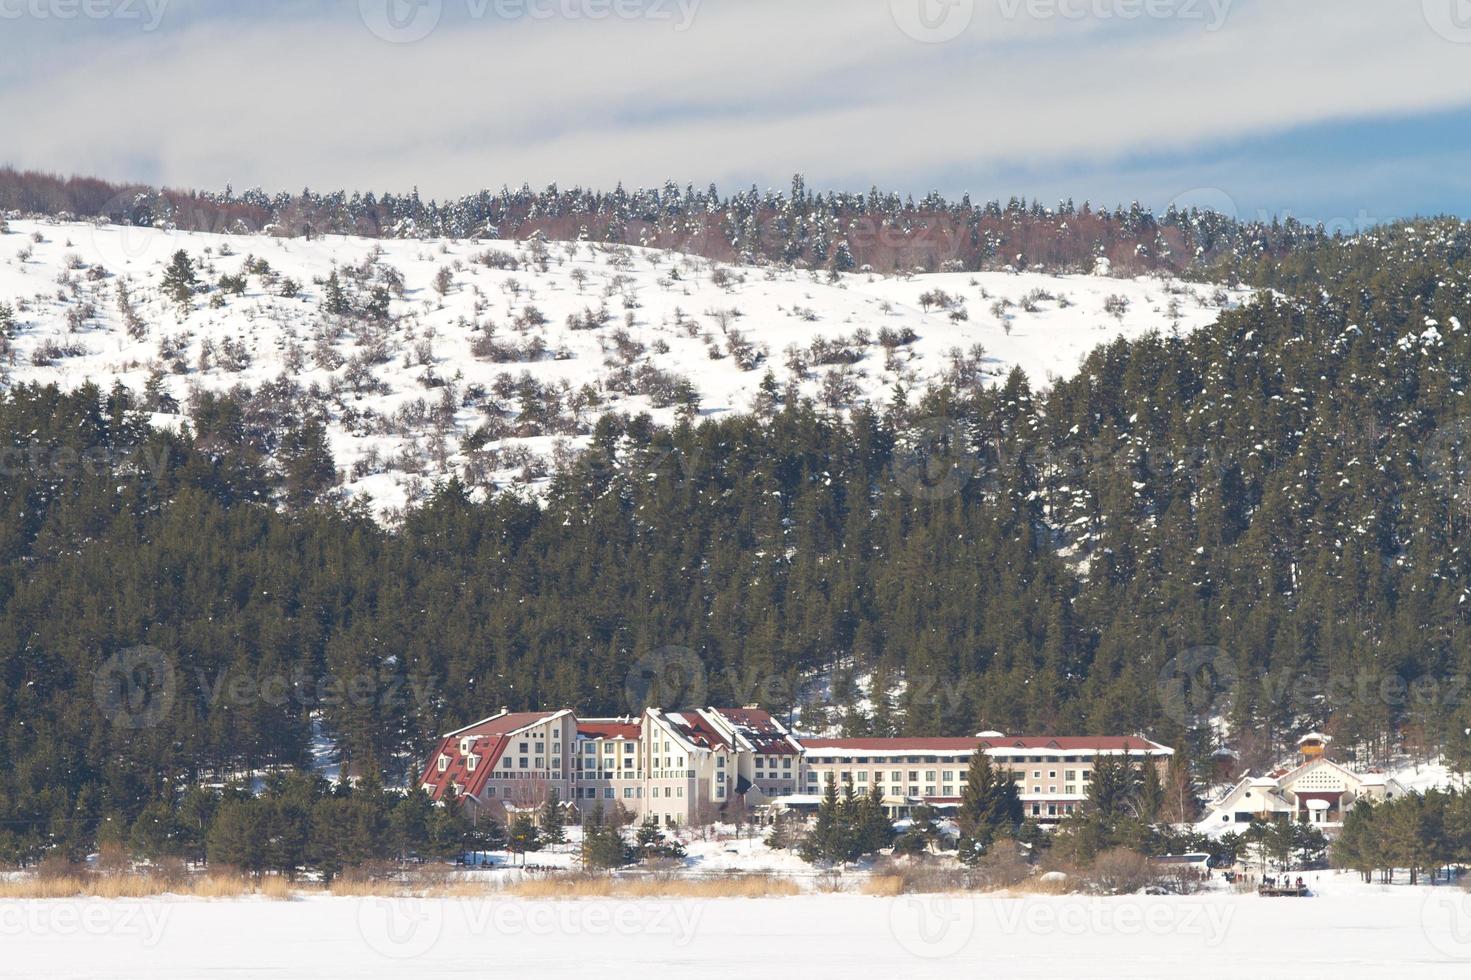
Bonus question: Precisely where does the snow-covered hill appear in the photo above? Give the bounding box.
[0,217,1248,515]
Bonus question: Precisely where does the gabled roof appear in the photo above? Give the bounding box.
[420,733,514,803]
[443,708,572,740]
[654,710,732,751]
[705,706,803,755]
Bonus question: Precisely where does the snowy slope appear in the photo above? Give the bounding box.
[0,217,1248,516]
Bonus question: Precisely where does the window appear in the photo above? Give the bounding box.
[535,742,545,754]
[604,788,614,799]
[466,756,477,772]
[519,742,528,753]
[519,757,529,769]
[438,754,449,773]
[783,758,792,769]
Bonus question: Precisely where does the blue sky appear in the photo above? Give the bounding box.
[2,0,1469,219]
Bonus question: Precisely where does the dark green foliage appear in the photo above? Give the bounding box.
[2,219,1471,863]
[1331,789,1471,885]
[540,790,567,845]
[580,805,633,869]
[799,776,893,865]
[955,751,1022,864]
[161,250,197,307]
[507,813,543,864]
[634,817,686,862]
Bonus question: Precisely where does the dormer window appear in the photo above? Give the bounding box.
[466,755,478,772]
[460,738,473,755]
[438,754,449,773]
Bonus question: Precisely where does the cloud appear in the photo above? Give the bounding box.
[0,0,1467,200]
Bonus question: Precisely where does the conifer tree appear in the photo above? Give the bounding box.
[540,789,567,845]
[956,750,1022,864]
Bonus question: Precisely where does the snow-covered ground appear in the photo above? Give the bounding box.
[0,218,1247,515]
[6,872,1468,979]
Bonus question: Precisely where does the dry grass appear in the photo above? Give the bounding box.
[860,874,906,896]
[0,872,294,900]
[0,867,814,902]
[501,874,802,900]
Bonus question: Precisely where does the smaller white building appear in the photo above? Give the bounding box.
[1203,754,1407,830]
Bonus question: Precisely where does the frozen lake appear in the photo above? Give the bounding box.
[6,873,1470,979]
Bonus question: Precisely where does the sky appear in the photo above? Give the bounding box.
[2,0,1470,221]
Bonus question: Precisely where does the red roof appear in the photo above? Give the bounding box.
[803,736,1168,753]
[660,711,732,750]
[710,707,801,755]
[446,709,568,739]
[420,733,512,802]
[578,720,642,740]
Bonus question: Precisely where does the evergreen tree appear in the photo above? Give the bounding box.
[956,750,1022,864]
[540,789,567,845]
[161,250,198,308]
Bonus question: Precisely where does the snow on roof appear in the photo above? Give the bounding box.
[443,708,572,739]
[801,735,1172,757]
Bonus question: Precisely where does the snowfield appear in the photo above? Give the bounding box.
[7,873,1470,979]
[0,218,1247,516]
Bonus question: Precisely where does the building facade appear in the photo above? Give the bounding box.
[1201,736,1407,830]
[420,707,1172,828]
